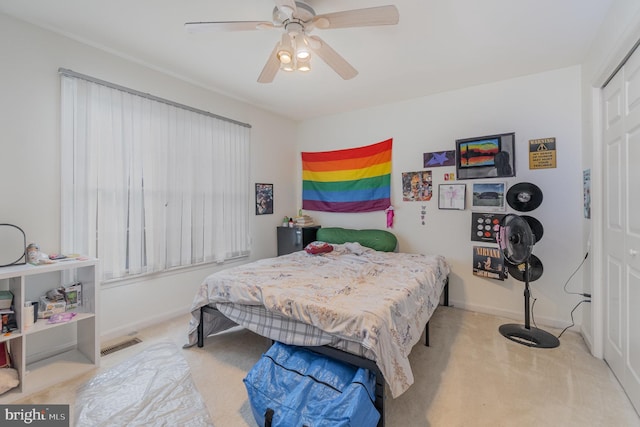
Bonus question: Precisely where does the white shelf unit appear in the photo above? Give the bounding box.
[0,258,99,403]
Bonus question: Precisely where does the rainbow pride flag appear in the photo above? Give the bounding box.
[302,139,392,212]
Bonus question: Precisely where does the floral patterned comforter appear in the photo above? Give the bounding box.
[186,242,450,398]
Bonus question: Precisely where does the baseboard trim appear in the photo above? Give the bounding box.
[99,306,191,343]
[449,299,577,331]
[581,325,596,356]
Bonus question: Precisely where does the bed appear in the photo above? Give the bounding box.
[185,227,450,426]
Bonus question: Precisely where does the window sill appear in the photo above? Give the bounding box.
[101,254,249,289]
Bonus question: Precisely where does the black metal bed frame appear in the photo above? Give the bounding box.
[197,278,449,427]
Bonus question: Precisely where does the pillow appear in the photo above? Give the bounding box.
[304,241,334,255]
[343,242,366,255]
[0,368,19,395]
[316,228,397,252]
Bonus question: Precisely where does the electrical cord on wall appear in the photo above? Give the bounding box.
[564,251,591,298]
[555,251,592,338]
[529,251,591,335]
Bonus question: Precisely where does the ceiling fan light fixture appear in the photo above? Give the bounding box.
[276,33,294,64]
[297,62,311,72]
[277,49,292,64]
[296,56,311,72]
[280,61,295,72]
[296,46,310,60]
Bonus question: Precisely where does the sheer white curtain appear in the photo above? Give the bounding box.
[60,74,250,281]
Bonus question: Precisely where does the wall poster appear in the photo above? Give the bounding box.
[424,150,456,168]
[402,171,432,201]
[473,246,507,281]
[471,212,505,242]
[529,137,557,169]
[583,169,591,219]
[255,183,274,215]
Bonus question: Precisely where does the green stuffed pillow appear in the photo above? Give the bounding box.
[316,228,397,252]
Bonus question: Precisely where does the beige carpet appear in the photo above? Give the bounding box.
[15,307,640,426]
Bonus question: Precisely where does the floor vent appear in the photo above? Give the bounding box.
[100,337,142,357]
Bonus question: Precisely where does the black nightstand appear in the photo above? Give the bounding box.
[277,226,321,256]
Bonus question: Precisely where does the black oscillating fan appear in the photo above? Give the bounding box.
[496,214,559,348]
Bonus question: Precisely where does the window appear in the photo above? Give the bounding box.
[60,71,251,281]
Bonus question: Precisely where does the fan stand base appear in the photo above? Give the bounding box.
[499,323,560,349]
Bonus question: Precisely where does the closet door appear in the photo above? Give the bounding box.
[603,45,640,414]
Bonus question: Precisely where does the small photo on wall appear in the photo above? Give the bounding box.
[402,171,433,201]
[255,183,273,215]
[438,184,466,210]
[583,169,591,219]
[471,182,506,212]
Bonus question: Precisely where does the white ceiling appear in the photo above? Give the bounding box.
[0,0,613,121]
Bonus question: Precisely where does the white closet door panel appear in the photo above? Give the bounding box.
[623,44,640,410]
[606,257,623,363]
[603,56,628,400]
[605,140,623,231]
[604,42,640,414]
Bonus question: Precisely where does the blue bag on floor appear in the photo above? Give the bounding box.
[243,342,380,427]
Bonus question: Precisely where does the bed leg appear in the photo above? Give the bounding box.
[444,278,449,306]
[425,322,430,347]
[198,306,205,348]
[375,369,385,427]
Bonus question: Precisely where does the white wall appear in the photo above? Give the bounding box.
[3,3,632,344]
[580,0,640,355]
[297,67,584,328]
[0,13,298,341]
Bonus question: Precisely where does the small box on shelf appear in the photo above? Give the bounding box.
[60,282,82,310]
[38,297,66,319]
[0,291,13,310]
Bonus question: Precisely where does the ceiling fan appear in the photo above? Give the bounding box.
[184,1,399,83]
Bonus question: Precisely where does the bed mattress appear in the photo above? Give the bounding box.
[186,242,450,398]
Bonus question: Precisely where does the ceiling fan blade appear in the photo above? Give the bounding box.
[312,5,399,29]
[274,0,298,18]
[184,21,275,33]
[257,43,281,83]
[308,35,358,80]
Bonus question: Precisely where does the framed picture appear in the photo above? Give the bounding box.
[438,183,466,210]
[456,132,516,180]
[255,183,273,215]
[471,182,506,212]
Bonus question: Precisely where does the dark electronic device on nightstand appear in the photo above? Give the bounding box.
[277,226,321,256]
